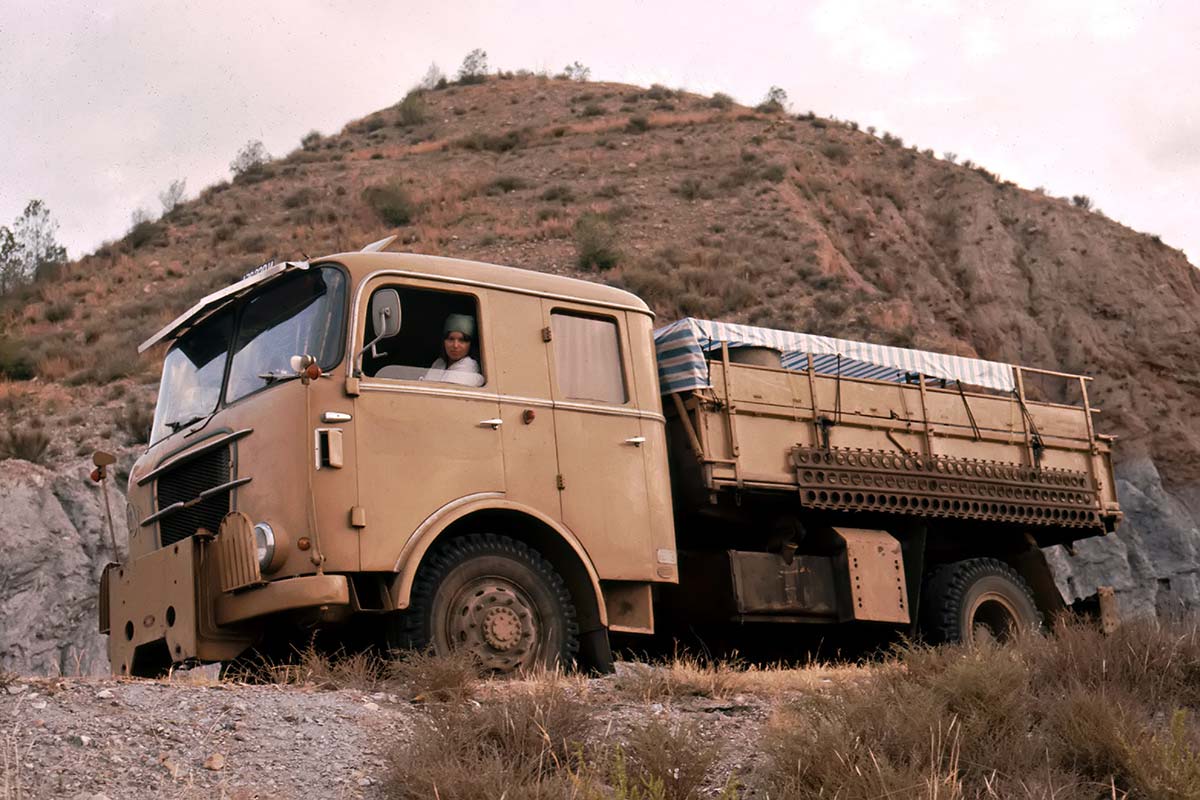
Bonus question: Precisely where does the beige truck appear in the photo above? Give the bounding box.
[99,243,1122,676]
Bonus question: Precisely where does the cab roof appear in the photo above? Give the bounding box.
[140,251,650,353]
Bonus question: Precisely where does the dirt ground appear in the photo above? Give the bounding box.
[2,661,844,799]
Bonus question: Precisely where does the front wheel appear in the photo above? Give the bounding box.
[920,558,1041,645]
[389,533,579,673]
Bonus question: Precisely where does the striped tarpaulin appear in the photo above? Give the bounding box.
[653,318,1016,394]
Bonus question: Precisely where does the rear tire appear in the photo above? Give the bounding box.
[389,533,579,673]
[921,558,1040,644]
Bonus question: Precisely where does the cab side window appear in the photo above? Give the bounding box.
[364,287,485,387]
[550,311,627,404]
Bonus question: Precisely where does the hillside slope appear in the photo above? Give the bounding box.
[2,75,1196,480]
[0,76,1197,673]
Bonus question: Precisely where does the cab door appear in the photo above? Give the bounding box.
[542,302,655,579]
[354,279,505,571]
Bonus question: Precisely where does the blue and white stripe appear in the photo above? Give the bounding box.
[653,318,1016,394]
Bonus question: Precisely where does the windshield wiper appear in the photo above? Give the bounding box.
[164,415,206,433]
[257,369,299,385]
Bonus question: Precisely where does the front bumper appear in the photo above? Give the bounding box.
[102,519,350,676]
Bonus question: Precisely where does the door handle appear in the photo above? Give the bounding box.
[479,418,504,430]
[624,436,646,446]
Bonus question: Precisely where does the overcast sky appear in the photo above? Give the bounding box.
[1,0,1196,267]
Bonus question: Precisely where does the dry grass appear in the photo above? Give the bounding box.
[613,651,866,703]
[759,618,1200,799]
[387,648,481,702]
[384,683,593,799]
[0,428,50,464]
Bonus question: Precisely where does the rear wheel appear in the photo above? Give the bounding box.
[921,558,1040,644]
[390,533,579,673]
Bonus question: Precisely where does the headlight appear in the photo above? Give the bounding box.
[253,522,276,571]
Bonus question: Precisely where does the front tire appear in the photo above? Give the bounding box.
[390,533,579,673]
[921,558,1041,645]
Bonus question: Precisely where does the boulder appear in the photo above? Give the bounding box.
[0,460,127,676]
[1046,457,1200,619]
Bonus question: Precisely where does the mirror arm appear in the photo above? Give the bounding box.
[354,331,388,377]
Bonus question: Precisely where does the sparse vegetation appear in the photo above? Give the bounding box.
[300,130,322,151]
[0,339,35,380]
[0,427,50,464]
[1073,194,1094,210]
[363,181,417,226]
[396,90,428,126]
[820,141,850,165]
[457,48,488,85]
[229,139,271,180]
[574,214,620,271]
[118,399,154,445]
[126,219,166,249]
[484,175,529,195]
[675,177,708,201]
[756,86,788,113]
[708,92,734,110]
[625,115,651,133]
[158,178,187,215]
[455,127,532,153]
[562,61,590,82]
[761,619,1200,800]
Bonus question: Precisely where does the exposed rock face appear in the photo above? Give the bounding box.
[1047,458,1200,619]
[0,460,127,676]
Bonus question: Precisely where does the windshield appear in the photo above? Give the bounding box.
[149,266,346,445]
[226,268,346,402]
[150,311,233,444]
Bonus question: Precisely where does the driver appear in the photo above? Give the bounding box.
[422,313,484,387]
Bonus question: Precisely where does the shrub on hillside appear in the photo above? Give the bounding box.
[483,175,528,196]
[456,48,488,85]
[1072,194,1093,210]
[396,90,428,126]
[820,141,850,165]
[0,427,50,464]
[283,188,316,209]
[539,184,574,203]
[625,115,650,133]
[708,92,734,109]
[300,130,322,151]
[362,182,417,226]
[229,140,272,181]
[574,214,620,271]
[455,127,531,153]
[756,86,788,113]
[674,177,709,201]
[0,339,34,380]
[126,219,166,250]
[119,400,154,445]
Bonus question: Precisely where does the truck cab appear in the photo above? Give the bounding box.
[103,250,676,676]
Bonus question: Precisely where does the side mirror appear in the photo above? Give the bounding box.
[355,289,402,376]
[370,289,401,339]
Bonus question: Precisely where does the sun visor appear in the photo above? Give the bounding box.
[138,261,309,353]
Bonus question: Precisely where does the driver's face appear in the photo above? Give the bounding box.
[444,332,470,363]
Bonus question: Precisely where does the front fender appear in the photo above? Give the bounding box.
[388,493,608,627]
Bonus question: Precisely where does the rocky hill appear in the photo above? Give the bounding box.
[1,75,1197,674]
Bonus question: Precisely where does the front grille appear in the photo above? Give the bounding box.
[157,447,232,546]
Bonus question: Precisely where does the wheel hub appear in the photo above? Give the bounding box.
[446,578,539,671]
[483,606,522,651]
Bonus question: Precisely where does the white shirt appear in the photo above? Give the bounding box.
[422,356,484,387]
